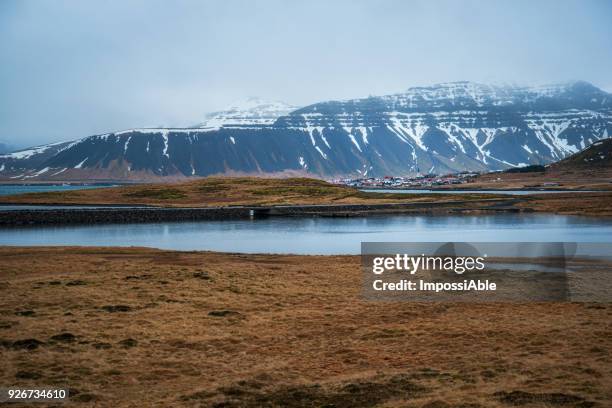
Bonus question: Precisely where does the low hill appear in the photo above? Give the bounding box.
[0,177,498,207]
[471,138,612,190]
[547,137,612,173]
[1,176,611,216]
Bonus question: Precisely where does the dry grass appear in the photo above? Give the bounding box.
[469,170,612,191]
[519,192,612,216]
[0,177,505,207]
[1,247,610,407]
[3,176,612,216]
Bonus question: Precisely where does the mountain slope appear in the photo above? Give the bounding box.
[547,137,612,173]
[0,141,75,178]
[469,138,612,190]
[1,81,611,181]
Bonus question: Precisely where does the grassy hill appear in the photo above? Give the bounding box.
[473,138,612,190]
[1,174,611,216]
[548,137,612,173]
[0,177,498,207]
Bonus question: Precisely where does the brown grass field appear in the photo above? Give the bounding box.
[467,171,612,191]
[514,192,612,216]
[1,177,612,216]
[1,247,611,407]
[0,177,501,207]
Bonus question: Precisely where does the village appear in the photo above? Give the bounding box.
[330,171,480,189]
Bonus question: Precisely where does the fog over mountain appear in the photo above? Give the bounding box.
[1,80,610,181]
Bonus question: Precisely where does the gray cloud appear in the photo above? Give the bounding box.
[1,0,611,147]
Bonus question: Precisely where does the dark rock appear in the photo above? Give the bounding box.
[15,310,35,317]
[101,305,132,313]
[193,272,211,280]
[15,371,42,379]
[118,338,138,348]
[92,342,112,349]
[65,280,87,286]
[208,310,240,317]
[50,332,76,343]
[12,338,44,350]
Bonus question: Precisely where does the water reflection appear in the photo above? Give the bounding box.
[0,214,611,254]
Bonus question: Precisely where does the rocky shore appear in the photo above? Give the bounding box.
[0,199,521,226]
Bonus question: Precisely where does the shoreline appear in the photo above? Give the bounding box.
[4,193,612,227]
[1,178,611,224]
[0,199,529,226]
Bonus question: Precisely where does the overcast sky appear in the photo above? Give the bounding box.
[1,0,611,148]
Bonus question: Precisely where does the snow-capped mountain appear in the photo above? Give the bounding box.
[1,81,611,181]
[195,97,299,128]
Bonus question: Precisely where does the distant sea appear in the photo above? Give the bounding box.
[0,184,118,196]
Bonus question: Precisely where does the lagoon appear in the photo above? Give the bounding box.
[1,214,611,254]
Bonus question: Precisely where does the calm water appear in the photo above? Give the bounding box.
[1,214,611,254]
[361,189,597,195]
[0,184,118,196]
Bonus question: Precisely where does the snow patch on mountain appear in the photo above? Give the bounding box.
[74,158,88,169]
[0,141,67,159]
[196,97,298,128]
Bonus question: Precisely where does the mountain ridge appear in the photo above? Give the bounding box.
[1,81,611,181]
